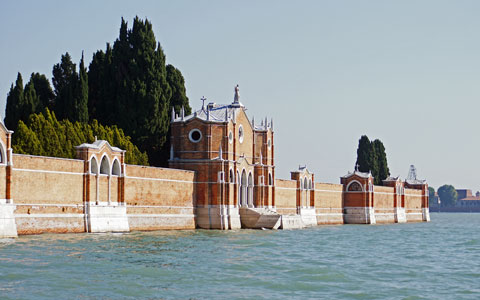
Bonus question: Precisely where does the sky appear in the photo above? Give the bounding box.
[1,0,480,190]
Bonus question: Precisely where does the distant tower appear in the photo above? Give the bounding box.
[407,165,417,181]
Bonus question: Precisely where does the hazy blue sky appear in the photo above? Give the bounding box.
[1,0,479,190]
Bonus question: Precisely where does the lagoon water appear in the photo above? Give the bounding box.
[1,213,479,299]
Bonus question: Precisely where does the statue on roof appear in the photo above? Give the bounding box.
[234,84,240,103]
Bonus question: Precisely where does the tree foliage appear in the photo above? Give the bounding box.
[4,72,52,131]
[355,135,390,185]
[12,109,148,165]
[52,52,89,122]
[5,17,191,167]
[88,17,191,166]
[437,185,458,207]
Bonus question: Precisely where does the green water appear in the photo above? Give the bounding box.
[0,213,479,299]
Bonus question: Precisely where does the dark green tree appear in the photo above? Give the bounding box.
[356,135,372,173]
[74,52,89,123]
[437,184,458,207]
[29,72,55,112]
[372,139,389,185]
[86,17,193,166]
[52,52,77,121]
[166,64,191,115]
[4,73,24,130]
[22,80,39,119]
[355,135,390,184]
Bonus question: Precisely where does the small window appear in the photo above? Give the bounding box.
[228,131,233,144]
[229,169,234,182]
[238,125,244,143]
[268,173,273,186]
[267,139,271,149]
[189,129,202,143]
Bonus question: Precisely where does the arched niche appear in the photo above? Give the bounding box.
[112,159,121,176]
[100,155,110,175]
[90,156,99,175]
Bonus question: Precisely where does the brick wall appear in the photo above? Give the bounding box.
[314,183,344,224]
[124,165,196,230]
[12,154,85,234]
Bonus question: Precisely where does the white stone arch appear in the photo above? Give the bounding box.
[248,171,253,207]
[111,158,121,176]
[89,155,99,175]
[0,140,6,165]
[346,180,364,192]
[99,154,110,175]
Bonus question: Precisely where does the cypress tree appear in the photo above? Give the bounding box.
[74,52,89,123]
[88,49,105,121]
[372,139,390,185]
[86,17,192,166]
[52,52,77,121]
[356,135,372,173]
[355,135,390,185]
[29,72,55,113]
[166,64,191,115]
[22,80,39,122]
[4,73,24,130]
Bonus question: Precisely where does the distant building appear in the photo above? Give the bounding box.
[455,189,480,208]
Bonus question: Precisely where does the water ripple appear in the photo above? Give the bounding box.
[0,213,479,299]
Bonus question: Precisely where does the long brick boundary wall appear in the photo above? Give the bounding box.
[0,147,430,237]
[4,153,197,235]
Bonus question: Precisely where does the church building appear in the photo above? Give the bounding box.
[169,85,275,229]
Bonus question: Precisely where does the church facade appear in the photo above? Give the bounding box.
[0,86,430,237]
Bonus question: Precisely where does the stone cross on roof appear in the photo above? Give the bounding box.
[201,96,207,109]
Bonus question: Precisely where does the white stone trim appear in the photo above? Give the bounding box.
[125,175,193,184]
[126,205,195,209]
[12,168,84,176]
[15,203,82,207]
[127,214,195,218]
[15,213,84,218]
[12,153,83,162]
[314,189,343,193]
